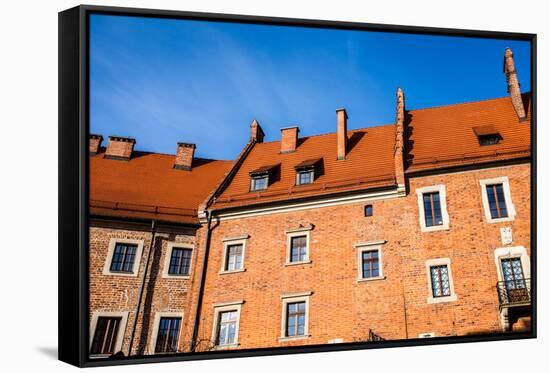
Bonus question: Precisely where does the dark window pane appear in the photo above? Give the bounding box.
[362,250,380,279]
[290,235,307,262]
[430,265,451,298]
[110,243,138,273]
[155,317,181,353]
[364,205,373,217]
[286,301,306,337]
[90,317,121,355]
[168,248,192,275]
[423,192,442,227]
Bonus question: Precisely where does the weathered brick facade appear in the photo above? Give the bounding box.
[87,47,532,358]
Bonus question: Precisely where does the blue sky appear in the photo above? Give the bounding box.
[90,15,531,160]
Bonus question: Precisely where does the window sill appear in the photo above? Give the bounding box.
[213,343,240,350]
[427,294,457,304]
[284,260,312,267]
[357,276,386,283]
[278,335,311,342]
[102,271,139,277]
[219,268,246,275]
[420,224,449,233]
[486,216,515,224]
[163,274,190,279]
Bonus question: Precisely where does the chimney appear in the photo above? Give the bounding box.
[174,142,196,170]
[394,88,406,188]
[280,126,299,153]
[105,136,135,160]
[336,108,348,160]
[503,48,526,121]
[250,119,265,143]
[89,134,103,156]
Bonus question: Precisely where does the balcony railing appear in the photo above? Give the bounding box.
[496,279,531,307]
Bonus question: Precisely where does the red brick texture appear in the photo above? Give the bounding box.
[189,163,530,349]
[88,226,198,355]
[174,143,196,170]
[105,136,135,160]
[280,126,299,153]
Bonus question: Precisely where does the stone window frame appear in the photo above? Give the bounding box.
[418,332,436,338]
[295,168,315,185]
[219,235,249,274]
[285,226,313,266]
[493,246,530,282]
[416,185,450,233]
[148,311,184,355]
[211,300,244,349]
[479,176,516,223]
[354,240,386,283]
[89,311,129,357]
[279,291,312,342]
[426,258,457,304]
[102,238,144,277]
[161,242,194,279]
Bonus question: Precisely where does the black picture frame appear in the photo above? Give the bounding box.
[58,4,537,368]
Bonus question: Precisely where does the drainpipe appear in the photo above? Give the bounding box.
[127,219,156,356]
[189,210,213,351]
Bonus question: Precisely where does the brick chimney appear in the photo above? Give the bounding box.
[250,119,265,143]
[89,134,103,156]
[280,126,299,153]
[336,108,348,160]
[394,88,406,188]
[174,142,196,170]
[503,47,526,122]
[105,136,135,160]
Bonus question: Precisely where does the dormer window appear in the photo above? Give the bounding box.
[251,175,268,191]
[249,164,279,192]
[297,169,314,185]
[294,158,322,186]
[473,125,501,146]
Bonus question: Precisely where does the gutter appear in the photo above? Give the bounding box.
[189,210,213,351]
[127,219,156,356]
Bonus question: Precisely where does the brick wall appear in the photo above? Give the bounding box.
[189,163,530,349]
[89,225,198,355]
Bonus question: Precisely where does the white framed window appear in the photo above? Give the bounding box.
[416,185,450,232]
[354,240,386,282]
[250,175,269,191]
[149,311,183,354]
[280,291,312,341]
[296,169,314,185]
[285,226,312,265]
[102,238,144,277]
[211,300,244,348]
[480,176,516,223]
[89,311,129,357]
[494,246,530,282]
[426,258,457,304]
[162,242,193,278]
[220,236,248,274]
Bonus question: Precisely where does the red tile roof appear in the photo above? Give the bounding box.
[406,94,531,172]
[209,93,531,211]
[211,125,398,209]
[90,150,232,224]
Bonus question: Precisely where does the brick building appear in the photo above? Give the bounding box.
[88,48,532,358]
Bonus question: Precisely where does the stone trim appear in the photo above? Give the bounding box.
[161,242,194,279]
[220,237,248,274]
[89,311,129,357]
[426,258,457,304]
[355,241,386,282]
[148,311,184,355]
[280,292,312,340]
[285,230,311,265]
[211,302,243,349]
[102,238,144,277]
[479,176,516,223]
[416,185,450,233]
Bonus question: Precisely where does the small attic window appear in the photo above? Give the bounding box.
[294,158,322,186]
[249,164,279,191]
[472,125,502,146]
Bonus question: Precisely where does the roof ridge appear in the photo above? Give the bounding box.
[408,93,529,113]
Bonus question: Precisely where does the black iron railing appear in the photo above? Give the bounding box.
[496,278,531,306]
